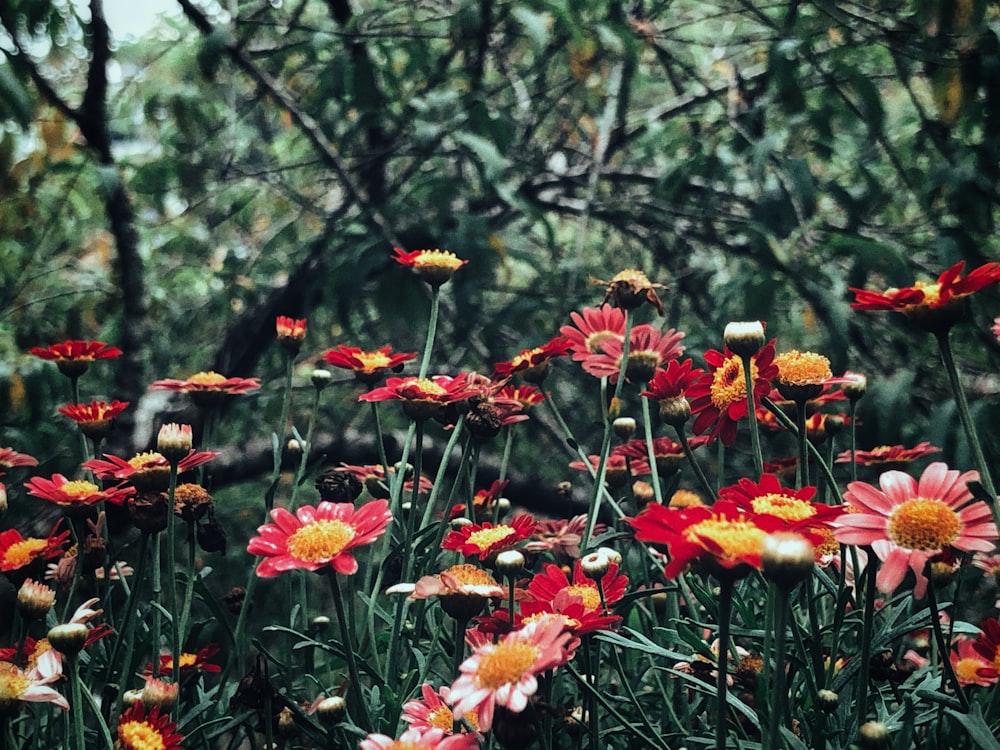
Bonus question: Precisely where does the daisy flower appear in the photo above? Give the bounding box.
[57,400,130,442]
[247,499,392,577]
[719,474,844,532]
[524,515,593,561]
[275,316,307,353]
[448,617,575,731]
[337,462,433,500]
[322,344,418,386]
[849,260,1000,333]
[560,305,626,361]
[157,644,222,675]
[528,559,628,612]
[386,563,505,620]
[442,515,536,561]
[448,480,509,522]
[0,525,70,574]
[833,462,998,598]
[149,370,260,407]
[359,374,481,422]
[496,383,544,409]
[85,450,217,491]
[0,652,68,713]
[25,474,133,513]
[29,339,122,378]
[614,435,709,475]
[951,638,999,687]
[493,336,573,383]
[972,617,1000,673]
[402,684,481,736]
[361,725,479,750]
[0,447,39,473]
[117,702,184,750]
[687,339,778,445]
[393,247,468,287]
[629,500,786,580]
[834,442,941,468]
[581,324,685,384]
[569,452,651,487]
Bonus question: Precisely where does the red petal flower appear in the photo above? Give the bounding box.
[25,474,134,510]
[322,345,418,385]
[493,336,573,381]
[442,515,537,560]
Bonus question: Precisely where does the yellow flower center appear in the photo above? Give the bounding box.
[186,371,227,387]
[465,525,515,551]
[774,351,832,385]
[128,452,167,469]
[750,493,817,522]
[413,250,464,271]
[383,742,420,750]
[355,351,392,372]
[475,642,541,690]
[118,720,167,750]
[3,538,48,568]
[512,347,544,368]
[427,704,457,731]
[953,657,987,685]
[710,356,756,410]
[62,480,100,499]
[686,517,767,560]
[669,490,705,508]
[0,663,29,701]
[178,653,198,668]
[411,379,447,397]
[287,519,356,562]
[913,280,942,306]
[446,564,500,587]
[813,527,840,560]
[564,583,602,611]
[523,611,580,630]
[886,498,960,550]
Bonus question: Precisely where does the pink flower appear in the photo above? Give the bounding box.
[580,324,685,383]
[360,726,479,750]
[834,462,998,598]
[0,651,68,711]
[247,500,392,577]
[559,305,626,362]
[447,617,575,731]
[402,684,482,736]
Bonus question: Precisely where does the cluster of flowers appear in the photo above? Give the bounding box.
[3,248,1000,749]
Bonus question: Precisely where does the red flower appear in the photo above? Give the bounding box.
[849,261,1000,332]
[560,305,626,362]
[593,269,666,315]
[834,442,941,467]
[442,515,537,560]
[117,702,184,750]
[687,339,778,445]
[29,340,122,378]
[84,450,217,491]
[337,462,432,499]
[569,452,651,486]
[581,324,685,383]
[493,336,573,382]
[523,515,595,562]
[496,383,544,409]
[629,500,786,580]
[449,480,509,522]
[641,358,704,401]
[972,618,1000,673]
[149,371,260,407]
[358,374,481,421]
[614,435,709,475]
[322,345,417,386]
[951,638,999,687]
[719,475,843,531]
[528,559,628,611]
[0,448,38,474]
[276,316,307,353]
[25,474,133,511]
[0,524,69,573]
[158,643,222,674]
[57,400,130,441]
[393,247,468,287]
[247,499,392,576]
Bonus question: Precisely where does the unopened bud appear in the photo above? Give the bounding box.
[315,695,347,726]
[724,321,765,357]
[141,677,179,710]
[157,423,193,463]
[613,417,636,441]
[858,720,890,749]
[47,623,89,655]
[842,371,867,402]
[816,689,839,713]
[580,551,611,580]
[761,532,816,590]
[311,369,332,391]
[494,550,525,579]
[17,579,56,621]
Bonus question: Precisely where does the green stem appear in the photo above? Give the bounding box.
[673,425,714,501]
[329,573,372,731]
[794,399,809,489]
[151,531,163,677]
[401,420,425,582]
[166,464,181,690]
[853,546,878,728]
[766,584,790,750]
[640,395,663,505]
[178,519,197,655]
[370,401,393,485]
[926,574,969,711]
[848,401,859,483]
[418,287,441,380]
[715,577,735,750]
[109,533,149,708]
[739,353,764,477]
[935,330,999,519]
[68,654,86,750]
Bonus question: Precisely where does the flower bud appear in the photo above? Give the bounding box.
[0,482,7,518]
[157,423,193,463]
[121,689,144,707]
[816,689,839,713]
[613,417,637,441]
[858,720,891,750]
[657,396,691,428]
[141,677,179,710]
[17,579,56,621]
[276,316,307,354]
[596,546,622,566]
[311,368,332,391]
[724,321,765,357]
[47,623,89,655]
[315,695,347,726]
[311,615,331,633]
[580,551,611,580]
[842,371,867,401]
[761,532,816,590]
[494,550,525,579]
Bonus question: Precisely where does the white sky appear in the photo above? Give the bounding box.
[103,0,181,40]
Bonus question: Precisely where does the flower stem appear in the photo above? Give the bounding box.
[673,425,714,500]
[739,353,764,477]
[794,399,809,489]
[67,653,86,750]
[640,395,663,505]
[853,545,878,729]
[166,464,181,689]
[329,572,372,731]
[935,330,999,521]
[417,287,441,380]
[765,584,790,750]
[715,577,735,750]
[926,574,969,711]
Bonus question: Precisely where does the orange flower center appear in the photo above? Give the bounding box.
[426,704,457,731]
[750,493,816,522]
[3,538,48,568]
[465,525,515,551]
[62,480,100,499]
[812,527,840,560]
[186,371,227,387]
[287,519,356,562]
[355,351,392,372]
[475,642,541,690]
[710,356,755,411]
[564,583,602,610]
[953,657,988,685]
[0,663,29,701]
[411,379,447,397]
[669,490,705,508]
[912,280,942,306]
[446,564,500,588]
[774,351,832,385]
[523,611,580,630]
[128,452,168,470]
[412,250,464,271]
[686,517,767,560]
[118,720,167,750]
[886,498,960,550]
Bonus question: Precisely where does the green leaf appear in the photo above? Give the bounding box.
[946,703,1000,750]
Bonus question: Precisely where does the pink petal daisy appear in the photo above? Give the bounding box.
[447,617,575,731]
[0,653,68,711]
[247,499,392,577]
[559,305,626,362]
[402,684,481,736]
[580,324,685,383]
[951,638,999,687]
[834,462,998,598]
[361,725,479,750]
